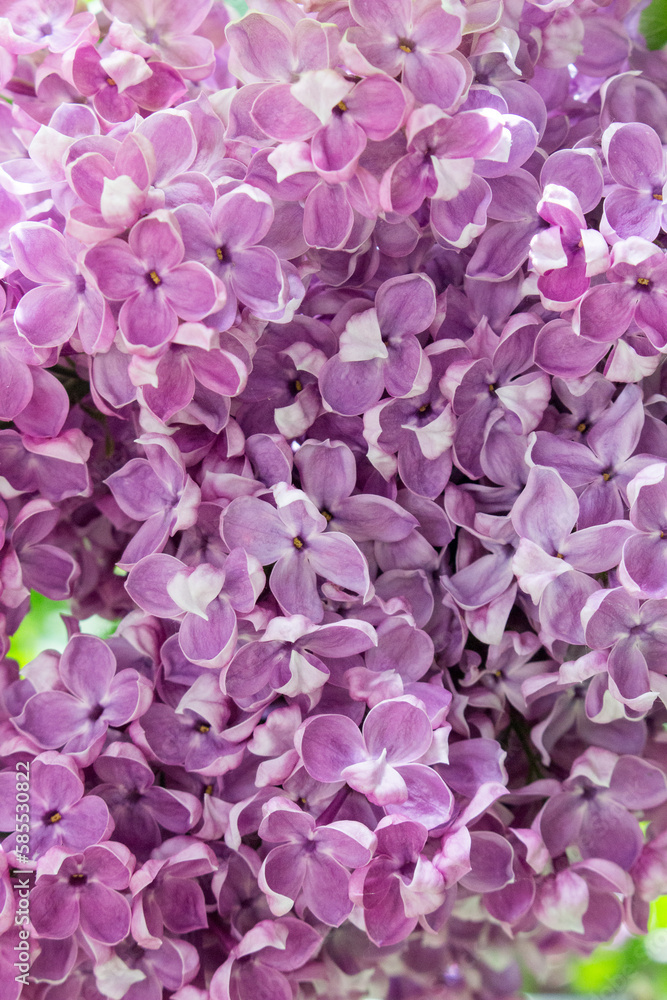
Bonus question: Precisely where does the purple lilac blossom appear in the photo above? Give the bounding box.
[3,1,667,998]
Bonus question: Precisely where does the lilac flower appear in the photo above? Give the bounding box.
[319,273,436,416]
[105,433,201,567]
[511,466,636,643]
[10,222,113,352]
[619,463,667,598]
[114,937,200,999]
[529,184,609,310]
[222,485,371,623]
[294,439,418,541]
[258,796,376,926]
[603,122,667,240]
[104,0,215,81]
[349,815,447,946]
[85,211,221,353]
[381,105,503,217]
[71,45,186,123]
[0,308,46,425]
[581,587,667,713]
[92,743,202,858]
[224,614,377,710]
[174,184,302,329]
[66,112,212,245]
[130,840,217,947]
[14,633,152,766]
[209,916,322,1000]
[539,748,667,870]
[0,428,92,503]
[529,383,650,528]
[0,752,110,859]
[0,0,97,54]
[575,237,667,349]
[468,149,604,281]
[31,842,133,943]
[346,0,466,110]
[137,693,249,777]
[6,498,79,602]
[446,315,550,480]
[367,347,458,499]
[296,696,454,828]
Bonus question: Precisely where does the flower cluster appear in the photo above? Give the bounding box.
[2,0,667,998]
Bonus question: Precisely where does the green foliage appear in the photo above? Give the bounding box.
[225,0,248,16]
[640,0,667,51]
[8,592,116,669]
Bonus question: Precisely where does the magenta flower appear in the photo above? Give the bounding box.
[10,222,112,352]
[0,752,110,859]
[346,0,465,110]
[31,842,134,944]
[296,696,454,828]
[13,633,153,766]
[92,743,202,858]
[223,485,371,623]
[575,237,667,349]
[174,184,301,328]
[71,45,186,123]
[104,0,215,80]
[258,796,376,926]
[540,749,667,870]
[349,815,447,946]
[319,273,437,416]
[619,462,667,598]
[603,122,667,240]
[85,211,222,353]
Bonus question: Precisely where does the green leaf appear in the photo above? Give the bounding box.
[640,0,667,51]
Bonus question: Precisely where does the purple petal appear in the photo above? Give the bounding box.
[298,713,366,782]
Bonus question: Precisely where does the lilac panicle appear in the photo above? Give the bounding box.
[4,0,667,995]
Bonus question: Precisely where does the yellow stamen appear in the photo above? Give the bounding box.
[399,42,413,52]
[556,552,564,559]
[294,379,303,392]
[106,77,116,87]
[216,247,224,261]
[293,537,304,549]
[488,383,495,393]
[197,722,210,733]
[204,784,214,795]
[418,404,428,412]
[336,101,348,112]
[602,472,611,481]
[637,277,650,286]
[577,422,587,433]
[654,193,663,201]
[49,812,62,824]
[321,510,333,522]
[148,270,161,285]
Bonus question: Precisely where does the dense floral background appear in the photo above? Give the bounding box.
[3,0,667,997]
